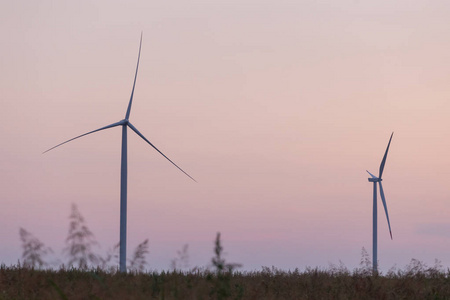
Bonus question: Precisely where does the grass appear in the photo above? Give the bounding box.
[13,218,450,299]
[1,264,450,300]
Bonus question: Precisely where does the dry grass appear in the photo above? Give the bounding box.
[12,220,450,299]
[1,264,450,300]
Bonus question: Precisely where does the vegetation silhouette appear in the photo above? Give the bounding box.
[63,204,100,269]
[19,228,52,269]
[4,255,450,299]
[170,244,190,271]
[129,239,149,273]
[13,206,450,299]
[18,204,149,271]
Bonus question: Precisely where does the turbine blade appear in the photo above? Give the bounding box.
[378,182,393,240]
[366,170,377,179]
[379,132,394,179]
[127,122,197,182]
[43,120,125,154]
[125,32,143,120]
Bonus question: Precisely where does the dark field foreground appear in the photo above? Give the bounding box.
[2,265,450,300]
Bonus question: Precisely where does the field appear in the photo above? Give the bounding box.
[9,228,450,299]
[2,263,450,300]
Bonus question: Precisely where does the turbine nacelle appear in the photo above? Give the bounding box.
[366,170,381,182]
[368,177,381,182]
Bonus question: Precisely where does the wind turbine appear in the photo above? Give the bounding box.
[44,34,196,272]
[366,132,393,274]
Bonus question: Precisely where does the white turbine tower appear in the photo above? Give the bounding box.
[44,34,196,273]
[366,132,393,274]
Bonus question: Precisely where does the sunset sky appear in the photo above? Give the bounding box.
[1,1,450,272]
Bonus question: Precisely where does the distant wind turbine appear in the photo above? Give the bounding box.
[44,34,196,273]
[366,132,394,274]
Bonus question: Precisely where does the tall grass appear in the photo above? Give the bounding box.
[19,204,149,272]
[1,263,450,300]
[11,206,450,299]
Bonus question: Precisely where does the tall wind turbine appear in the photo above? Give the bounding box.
[366,132,393,273]
[44,34,196,272]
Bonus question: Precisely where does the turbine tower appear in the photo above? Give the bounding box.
[366,132,394,274]
[44,34,196,272]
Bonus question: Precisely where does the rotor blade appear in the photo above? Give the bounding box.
[366,170,377,179]
[378,182,393,240]
[43,120,125,154]
[127,122,197,182]
[125,32,143,120]
[379,132,394,179]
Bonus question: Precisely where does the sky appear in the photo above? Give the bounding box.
[1,0,450,273]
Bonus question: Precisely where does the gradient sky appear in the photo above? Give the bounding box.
[1,0,450,272]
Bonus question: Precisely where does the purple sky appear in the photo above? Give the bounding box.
[1,0,450,272]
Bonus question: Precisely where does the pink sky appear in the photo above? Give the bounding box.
[1,0,450,272]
